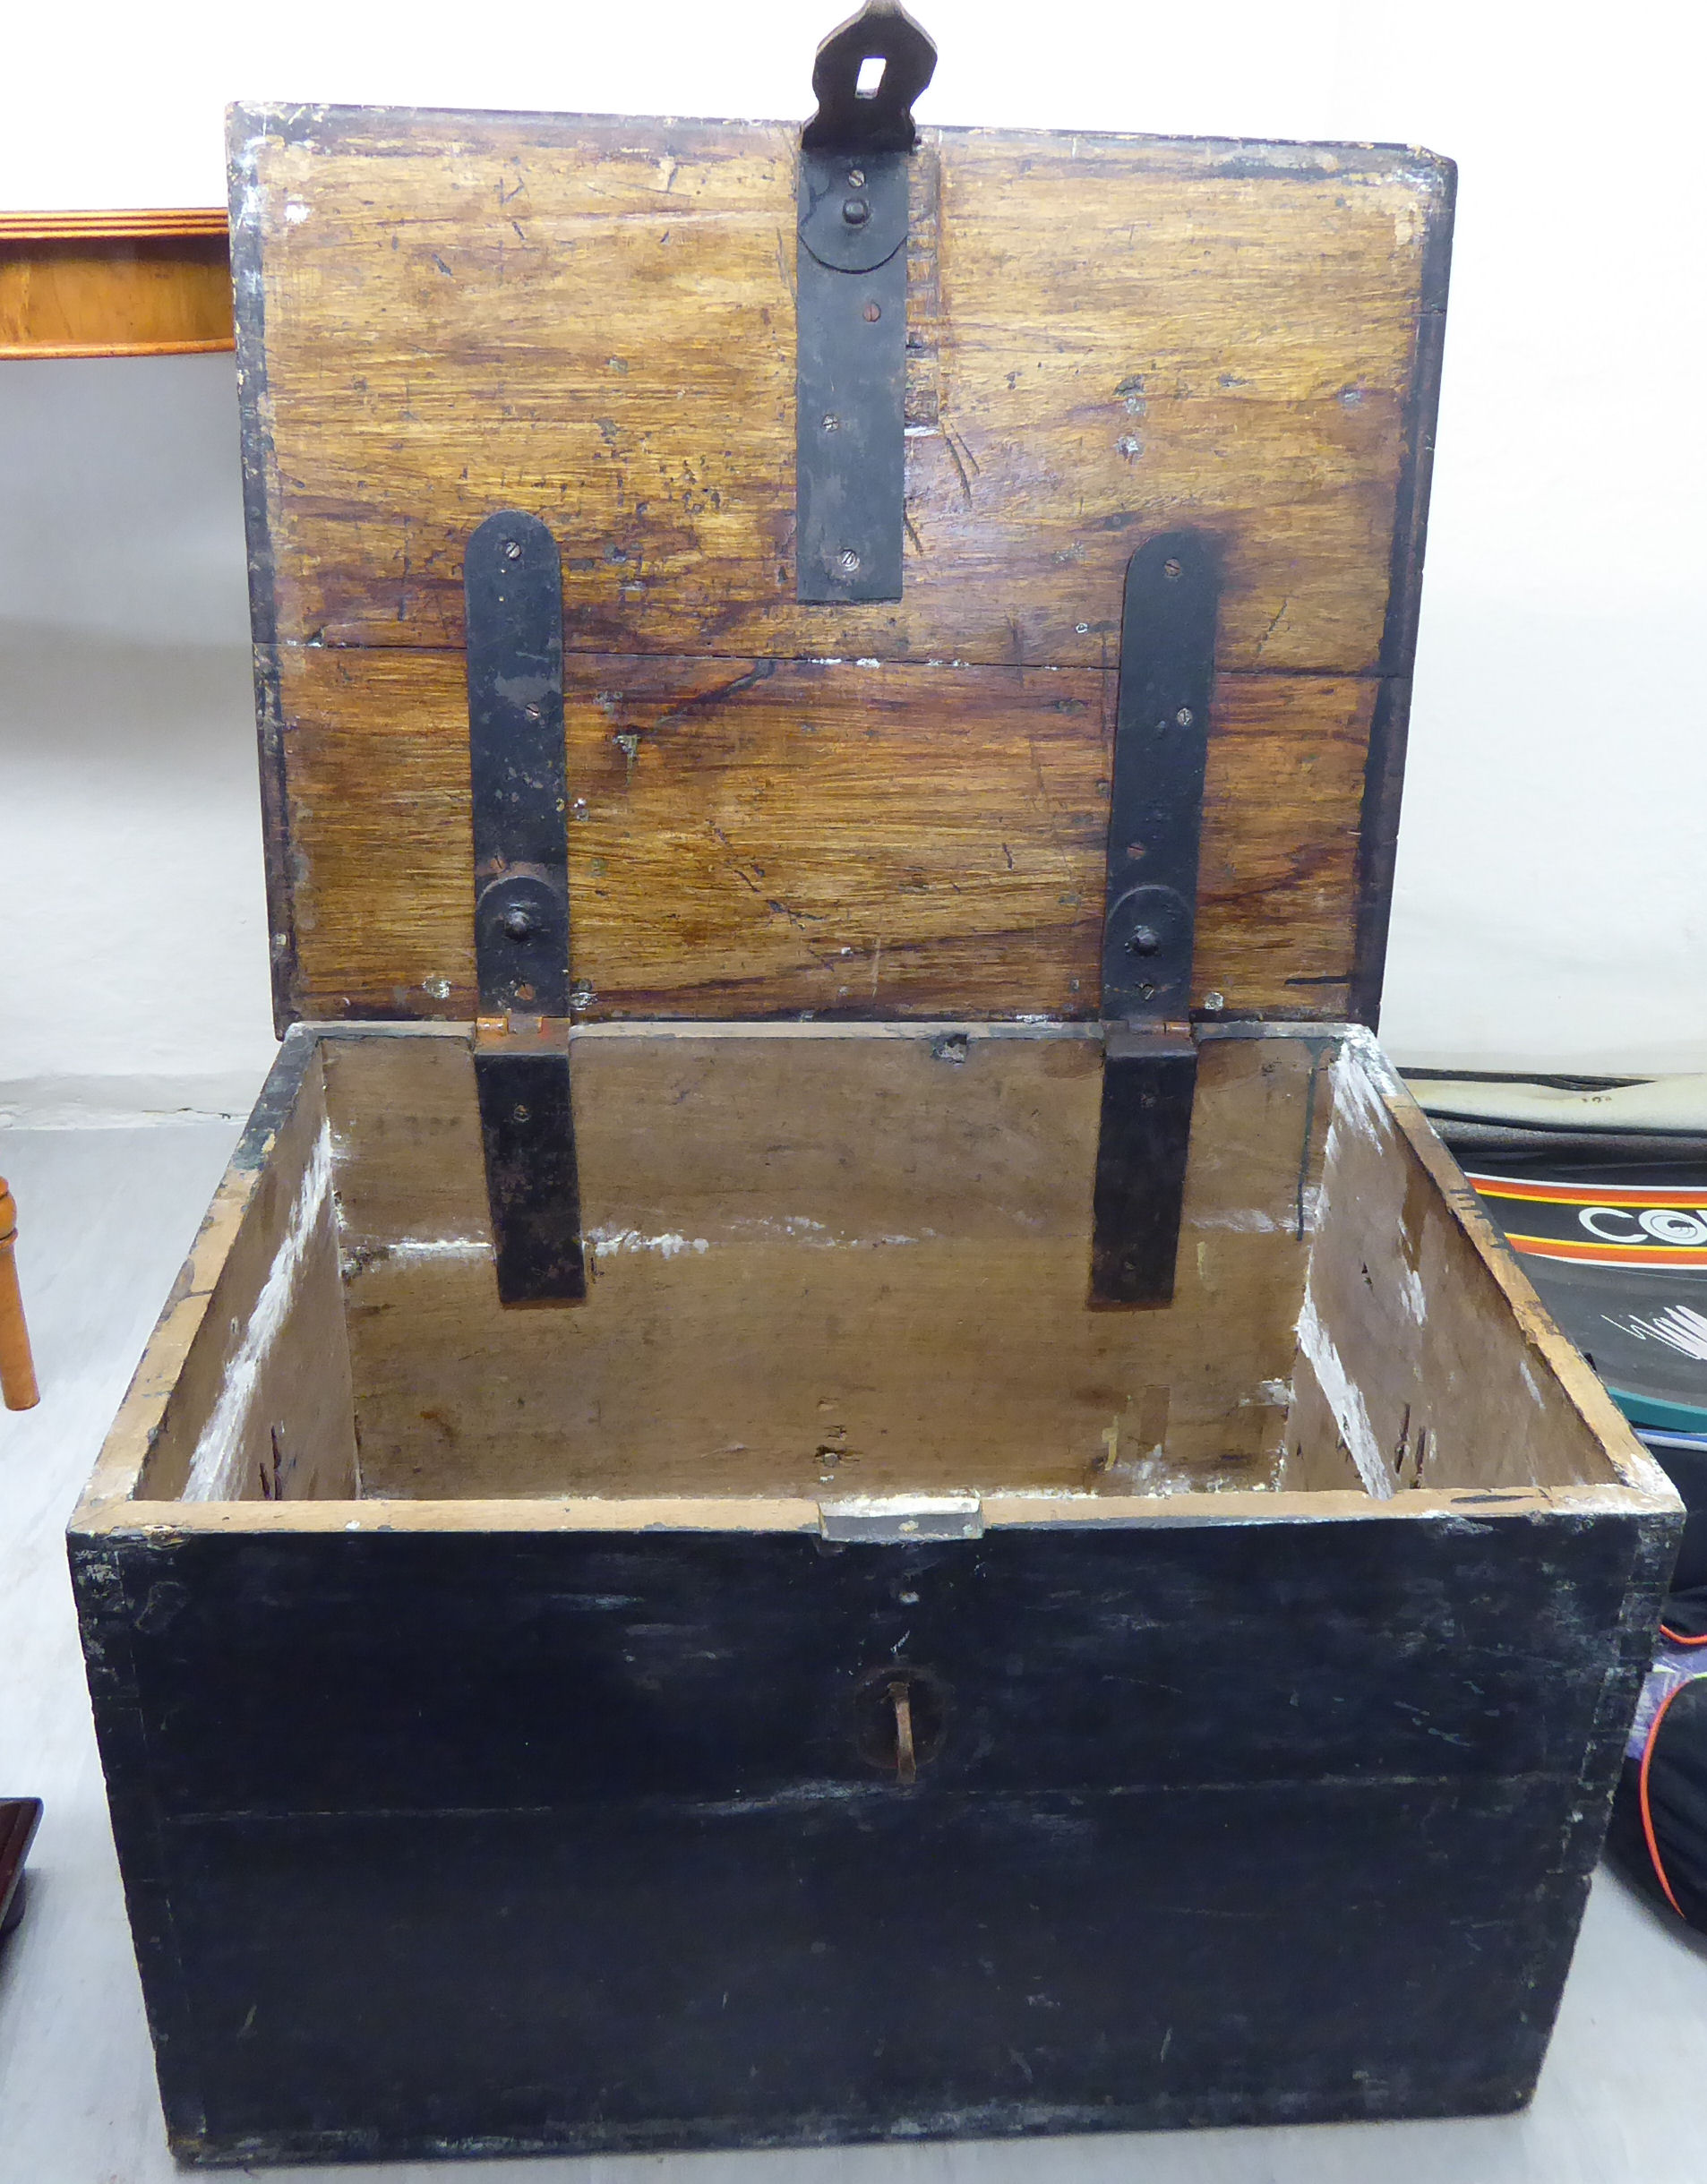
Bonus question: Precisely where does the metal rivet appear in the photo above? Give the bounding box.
[862,300,881,322]
[1175,707,1194,727]
[838,548,862,573]
[1162,556,1182,579]
[1125,926,1161,958]
[570,798,590,821]
[502,906,536,939]
[843,197,871,227]
[503,540,522,561]
[511,1103,530,1122]
[1204,990,1226,1012]
[1076,621,1090,634]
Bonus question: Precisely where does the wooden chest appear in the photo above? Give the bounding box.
[72,9,1679,2164]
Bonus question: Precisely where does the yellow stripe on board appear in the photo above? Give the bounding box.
[1504,1232,1707,1267]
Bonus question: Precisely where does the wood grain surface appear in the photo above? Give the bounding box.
[1288,1049,1624,1496]
[0,210,231,357]
[80,1024,1661,1529]
[232,106,1452,1027]
[322,1027,1320,1499]
[138,1049,358,1503]
[272,646,1370,1022]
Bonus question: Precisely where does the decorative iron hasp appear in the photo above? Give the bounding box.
[464,510,586,1306]
[1089,530,1222,1307]
[795,0,937,604]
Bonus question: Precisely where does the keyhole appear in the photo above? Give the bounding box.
[891,1681,916,1786]
[852,1663,947,1782]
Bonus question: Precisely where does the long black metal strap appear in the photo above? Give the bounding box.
[1090,530,1222,1307]
[465,510,585,1306]
[795,1,937,604]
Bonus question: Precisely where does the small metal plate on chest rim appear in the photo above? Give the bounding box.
[819,1492,983,1543]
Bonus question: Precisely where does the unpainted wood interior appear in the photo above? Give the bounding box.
[134,1026,1622,1508]
[140,1046,359,1503]
[1283,1048,1622,1498]
[237,110,1449,1028]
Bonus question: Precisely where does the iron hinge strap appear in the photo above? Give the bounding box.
[795,1,937,605]
[1090,530,1222,1307]
[464,511,586,1306]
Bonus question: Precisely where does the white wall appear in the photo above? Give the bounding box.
[2,0,1703,1112]
[0,357,274,1118]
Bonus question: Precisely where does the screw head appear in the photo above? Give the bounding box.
[862,299,881,322]
[1125,925,1162,958]
[1204,990,1226,1012]
[838,548,862,574]
[511,1103,530,1122]
[847,167,865,187]
[822,413,840,433]
[1162,556,1182,580]
[842,197,871,227]
[1175,707,1194,727]
[503,539,522,561]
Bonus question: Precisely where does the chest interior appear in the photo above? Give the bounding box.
[83,94,1643,1532]
[127,1021,1623,1516]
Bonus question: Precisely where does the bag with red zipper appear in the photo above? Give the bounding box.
[1412,1078,1707,1930]
[1604,1434,1707,1929]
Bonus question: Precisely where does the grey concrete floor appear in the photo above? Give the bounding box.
[2,1118,1705,2182]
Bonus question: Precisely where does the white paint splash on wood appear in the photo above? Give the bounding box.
[183,1124,333,1503]
[587,1225,710,1260]
[1188,1205,1311,1240]
[1292,1043,1398,1496]
[588,1218,929,1255]
[1295,1291,1394,1501]
[1325,1039,1394,1148]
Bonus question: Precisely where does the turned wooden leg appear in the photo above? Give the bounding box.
[0,1179,40,1411]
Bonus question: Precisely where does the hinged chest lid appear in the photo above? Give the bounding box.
[232,44,1452,1033]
